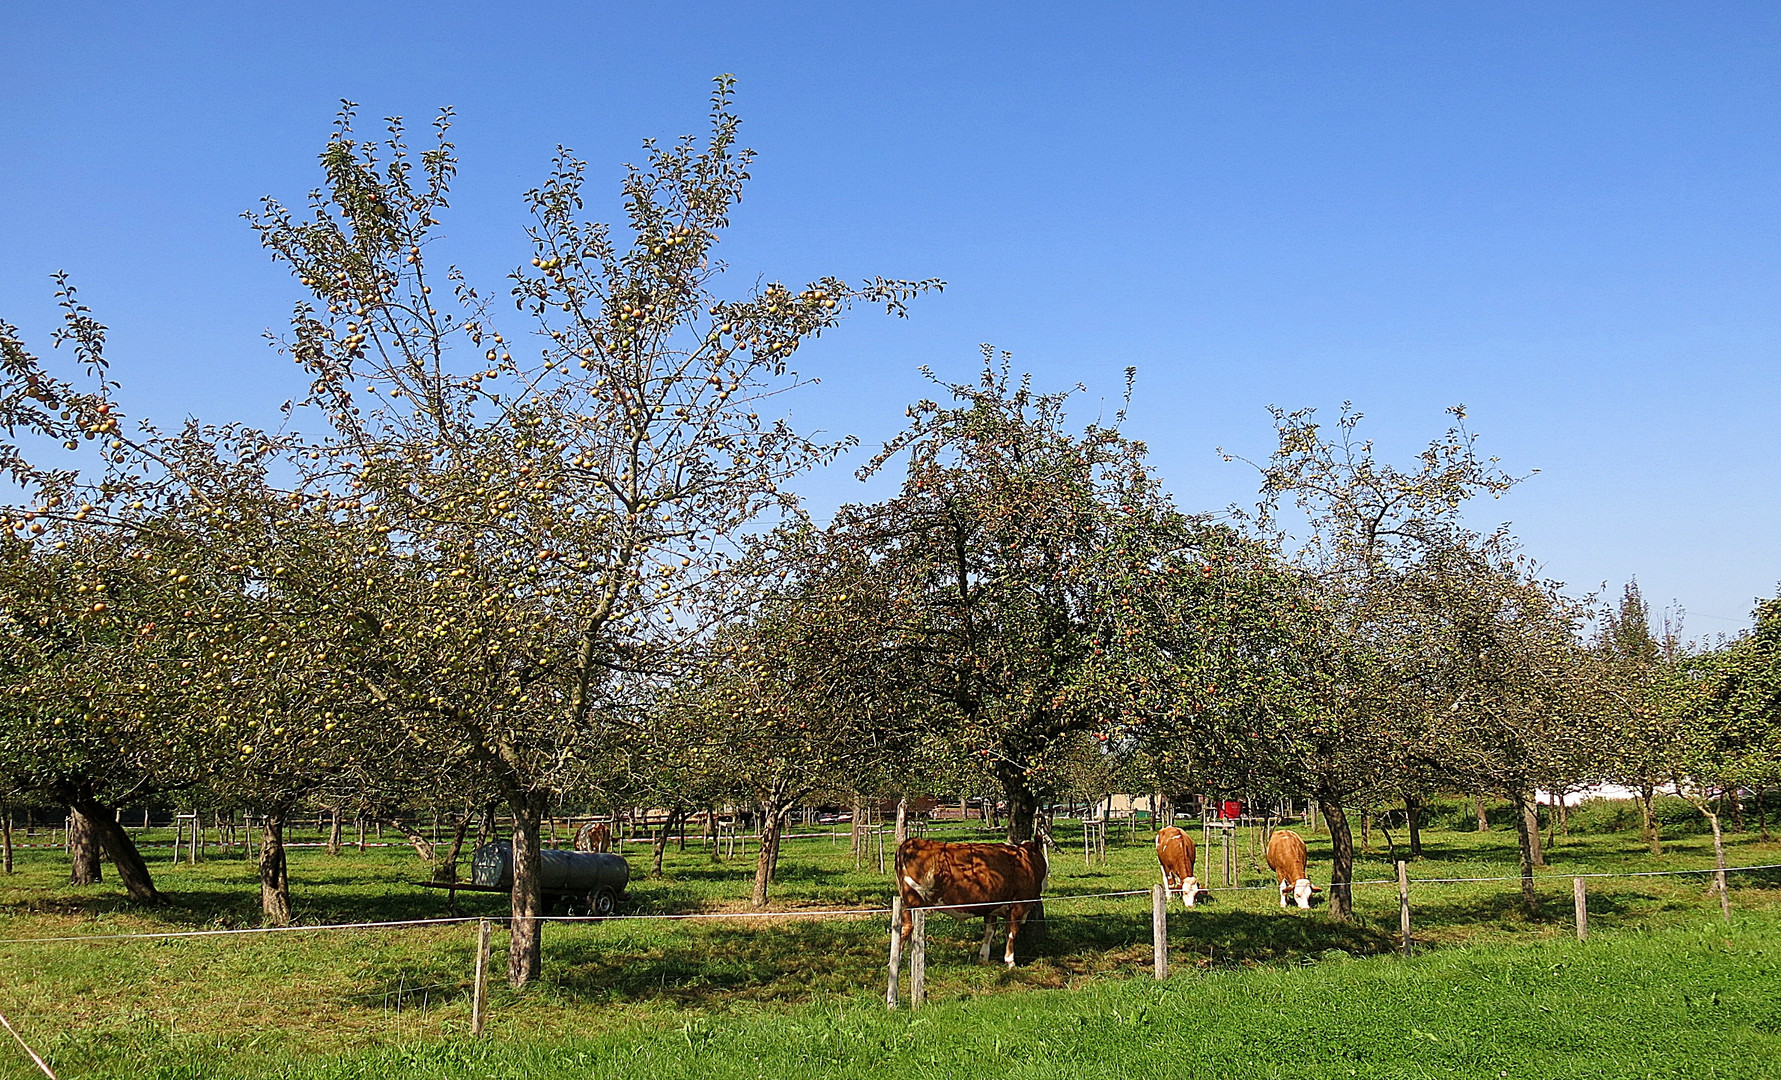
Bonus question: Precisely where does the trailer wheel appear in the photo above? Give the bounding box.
[588,888,618,917]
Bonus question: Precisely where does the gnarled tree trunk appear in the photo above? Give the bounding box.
[652,809,680,877]
[259,815,292,925]
[996,761,1039,843]
[1475,795,1490,832]
[69,806,103,885]
[751,798,789,907]
[1509,792,1540,916]
[1522,795,1545,867]
[1318,797,1354,921]
[326,809,343,856]
[894,793,909,846]
[1707,807,1731,922]
[1639,784,1662,855]
[61,792,162,903]
[507,791,548,989]
[1405,794,1424,858]
[433,812,473,883]
[1,804,12,874]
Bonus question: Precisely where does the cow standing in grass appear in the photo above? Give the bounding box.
[1266,828,1320,909]
[1155,826,1203,909]
[895,834,1049,966]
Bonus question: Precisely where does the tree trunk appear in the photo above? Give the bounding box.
[996,762,1040,843]
[1318,797,1354,921]
[1639,784,1662,855]
[1727,790,1744,833]
[326,809,343,856]
[1510,792,1539,916]
[259,815,292,926]
[506,792,547,989]
[1405,795,1424,858]
[894,793,910,846]
[704,805,719,863]
[651,809,679,877]
[69,806,103,885]
[1707,808,1732,922]
[1360,810,1371,854]
[1523,795,1545,867]
[433,812,473,883]
[1,804,12,874]
[374,816,437,865]
[751,800,787,907]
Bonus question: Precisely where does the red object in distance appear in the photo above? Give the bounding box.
[1221,800,1243,820]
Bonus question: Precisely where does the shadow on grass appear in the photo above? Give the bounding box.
[521,902,1398,1008]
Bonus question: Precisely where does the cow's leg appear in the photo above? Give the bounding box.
[1278,880,1291,908]
[901,901,915,952]
[1183,875,1198,908]
[978,914,998,963]
[1002,905,1023,967]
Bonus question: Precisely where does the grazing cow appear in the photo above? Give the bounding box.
[574,822,613,853]
[895,834,1049,967]
[1265,828,1320,909]
[1155,826,1202,909]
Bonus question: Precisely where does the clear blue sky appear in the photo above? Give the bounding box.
[3,2,1777,637]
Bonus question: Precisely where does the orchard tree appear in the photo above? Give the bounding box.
[1221,403,1523,919]
[836,354,1193,842]
[245,80,936,985]
[1674,594,1781,916]
[1407,530,1600,914]
[671,527,917,904]
[1596,580,1681,854]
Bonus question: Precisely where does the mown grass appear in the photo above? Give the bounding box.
[2,815,1778,1078]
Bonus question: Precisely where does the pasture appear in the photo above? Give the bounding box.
[2,809,1778,1078]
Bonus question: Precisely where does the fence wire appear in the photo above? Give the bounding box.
[4,860,1779,944]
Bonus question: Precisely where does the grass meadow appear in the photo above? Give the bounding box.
[2,808,1778,1078]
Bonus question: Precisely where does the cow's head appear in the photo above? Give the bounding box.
[1292,877,1316,909]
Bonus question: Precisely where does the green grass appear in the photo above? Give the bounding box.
[2,816,1779,1078]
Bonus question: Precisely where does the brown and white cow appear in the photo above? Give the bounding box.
[895,834,1049,967]
[1154,826,1202,909]
[574,822,613,853]
[1265,828,1320,909]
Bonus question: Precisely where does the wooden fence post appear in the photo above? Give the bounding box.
[1572,877,1587,941]
[886,894,904,1009]
[1152,883,1168,979]
[1397,861,1412,956]
[471,918,491,1038]
[1223,832,1234,887]
[910,909,927,1010]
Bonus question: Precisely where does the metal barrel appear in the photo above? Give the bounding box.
[471,841,630,895]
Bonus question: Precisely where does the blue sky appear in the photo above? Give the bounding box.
[3,2,1777,636]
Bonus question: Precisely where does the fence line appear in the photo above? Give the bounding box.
[5,860,1778,946]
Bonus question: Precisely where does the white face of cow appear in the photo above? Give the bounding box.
[1292,878,1314,909]
[1181,876,1198,908]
